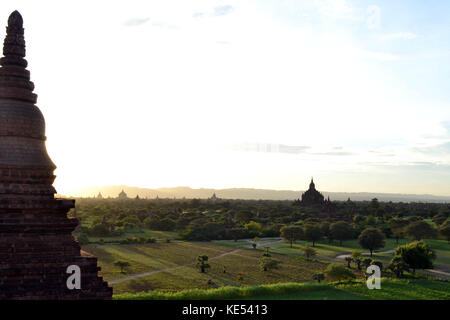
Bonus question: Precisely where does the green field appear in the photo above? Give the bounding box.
[84,241,328,294]
[83,236,450,297]
[114,278,450,300]
[214,238,450,272]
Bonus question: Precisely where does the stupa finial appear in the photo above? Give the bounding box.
[0,11,36,103]
[8,10,23,28]
[3,10,26,60]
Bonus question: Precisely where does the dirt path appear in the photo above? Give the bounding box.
[108,248,242,285]
[108,239,285,285]
[422,269,450,277]
[244,238,284,249]
[335,250,450,278]
[336,249,395,260]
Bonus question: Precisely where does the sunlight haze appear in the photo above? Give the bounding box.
[1,0,449,196]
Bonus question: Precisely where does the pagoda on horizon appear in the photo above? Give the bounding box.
[294,178,326,206]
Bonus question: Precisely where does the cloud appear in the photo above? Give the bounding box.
[313,0,354,18]
[312,151,354,156]
[414,141,450,155]
[358,50,401,61]
[368,150,396,157]
[213,5,234,16]
[193,5,234,19]
[362,161,450,172]
[123,17,178,29]
[380,32,419,40]
[231,143,309,154]
[442,121,450,135]
[192,12,204,19]
[123,17,150,27]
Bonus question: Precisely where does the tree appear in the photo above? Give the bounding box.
[325,263,356,281]
[330,221,352,245]
[302,246,317,260]
[358,228,386,256]
[320,221,332,242]
[388,256,409,278]
[365,215,376,226]
[244,221,262,236]
[388,218,409,244]
[439,220,450,243]
[406,221,437,241]
[197,255,211,273]
[280,225,304,248]
[351,250,362,270]
[393,241,436,273]
[370,198,380,210]
[344,256,353,268]
[353,214,364,225]
[260,257,280,271]
[114,261,130,273]
[432,213,448,226]
[235,211,253,224]
[303,224,323,247]
[89,223,110,236]
[312,273,325,283]
[252,236,259,249]
[228,227,247,242]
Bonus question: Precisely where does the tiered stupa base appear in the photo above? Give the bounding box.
[0,198,112,299]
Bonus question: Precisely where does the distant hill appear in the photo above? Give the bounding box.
[66,185,450,203]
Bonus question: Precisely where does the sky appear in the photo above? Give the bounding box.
[1,0,449,196]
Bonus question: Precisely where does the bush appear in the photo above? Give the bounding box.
[312,273,325,283]
[393,241,436,273]
[370,260,383,272]
[114,282,328,300]
[259,257,280,271]
[76,233,90,245]
[325,263,356,281]
[388,256,409,278]
[302,246,317,260]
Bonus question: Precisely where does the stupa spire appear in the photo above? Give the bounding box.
[0,10,36,103]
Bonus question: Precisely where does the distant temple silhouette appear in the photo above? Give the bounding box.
[294,178,329,206]
[209,193,219,201]
[118,189,128,199]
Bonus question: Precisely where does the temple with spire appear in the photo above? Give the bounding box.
[118,189,128,199]
[294,178,326,206]
[0,11,111,299]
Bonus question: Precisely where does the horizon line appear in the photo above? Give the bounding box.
[60,184,450,198]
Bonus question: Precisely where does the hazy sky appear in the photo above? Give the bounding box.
[1,0,449,196]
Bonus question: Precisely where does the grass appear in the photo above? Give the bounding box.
[214,237,450,275]
[114,278,450,300]
[83,241,328,294]
[83,237,450,295]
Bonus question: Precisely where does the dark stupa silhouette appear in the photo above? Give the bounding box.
[0,11,111,299]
